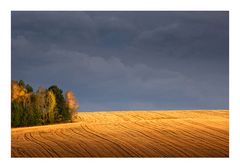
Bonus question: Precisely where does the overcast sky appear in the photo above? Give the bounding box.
[11,11,229,111]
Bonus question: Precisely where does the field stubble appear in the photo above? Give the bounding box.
[11,110,229,157]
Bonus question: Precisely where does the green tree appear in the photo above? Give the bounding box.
[24,93,42,126]
[35,87,48,124]
[48,85,70,122]
[25,84,33,93]
[18,80,25,88]
[11,80,76,127]
[11,100,23,127]
[30,93,42,126]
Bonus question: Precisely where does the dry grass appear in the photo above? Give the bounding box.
[11,110,229,157]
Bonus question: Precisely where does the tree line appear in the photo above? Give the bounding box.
[11,80,79,127]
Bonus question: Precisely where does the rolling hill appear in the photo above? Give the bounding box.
[11,110,229,157]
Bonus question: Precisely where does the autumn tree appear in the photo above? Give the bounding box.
[11,80,79,127]
[46,90,56,124]
[11,80,27,101]
[65,90,79,121]
[11,80,40,126]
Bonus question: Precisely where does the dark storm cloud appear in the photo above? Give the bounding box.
[11,11,229,111]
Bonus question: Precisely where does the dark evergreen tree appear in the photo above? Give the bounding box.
[18,80,25,88]
[48,85,70,121]
[25,84,33,93]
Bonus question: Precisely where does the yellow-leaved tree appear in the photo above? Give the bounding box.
[65,90,79,121]
[46,90,56,124]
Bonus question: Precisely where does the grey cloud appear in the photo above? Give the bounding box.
[11,11,229,111]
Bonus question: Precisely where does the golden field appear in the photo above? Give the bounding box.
[11,110,229,157]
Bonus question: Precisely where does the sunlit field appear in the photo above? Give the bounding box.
[11,110,229,157]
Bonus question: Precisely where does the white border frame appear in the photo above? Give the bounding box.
[1,0,239,168]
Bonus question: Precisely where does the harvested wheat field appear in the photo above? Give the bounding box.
[11,110,229,157]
